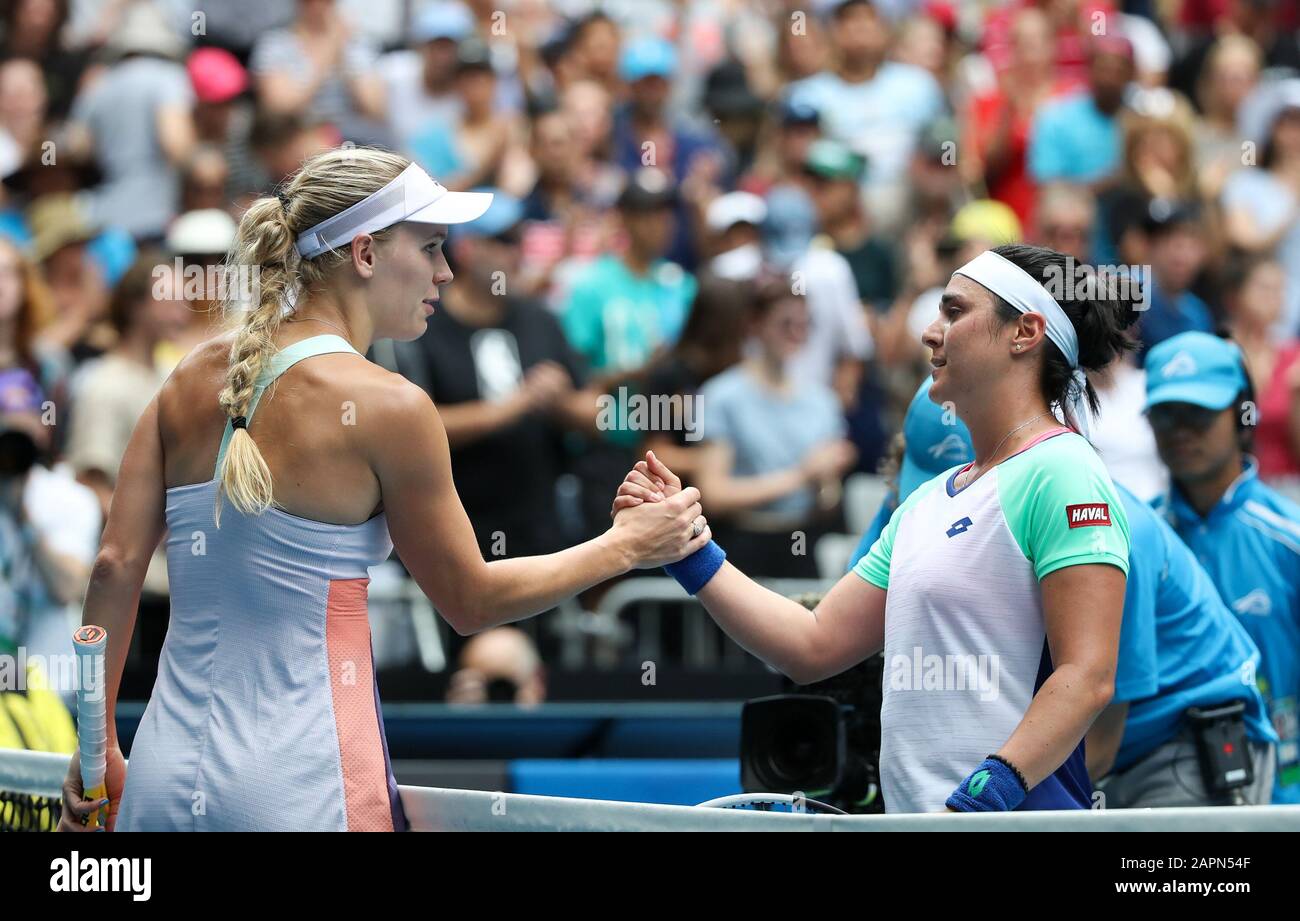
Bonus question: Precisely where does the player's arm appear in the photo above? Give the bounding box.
[60,395,167,831]
[78,394,167,748]
[616,451,886,681]
[370,378,710,635]
[696,563,886,684]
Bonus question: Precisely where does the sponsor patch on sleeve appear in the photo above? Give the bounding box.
[1066,503,1111,528]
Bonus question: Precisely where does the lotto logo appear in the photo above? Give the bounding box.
[1066,503,1111,528]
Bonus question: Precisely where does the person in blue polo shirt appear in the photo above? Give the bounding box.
[1089,484,1276,807]
[1144,331,1300,804]
[852,375,1279,807]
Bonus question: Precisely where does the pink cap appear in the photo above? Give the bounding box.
[188,47,248,104]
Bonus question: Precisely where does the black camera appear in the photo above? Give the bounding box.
[739,655,884,813]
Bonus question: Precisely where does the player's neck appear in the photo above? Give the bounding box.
[964,395,1057,467]
[286,290,372,355]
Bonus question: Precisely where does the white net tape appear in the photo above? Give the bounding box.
[3,748,1297,831]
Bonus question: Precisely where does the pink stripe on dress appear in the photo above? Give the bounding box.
[326,577,394,832]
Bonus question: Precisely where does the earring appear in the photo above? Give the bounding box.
[1015,344,1023,351]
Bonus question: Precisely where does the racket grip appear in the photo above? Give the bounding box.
[73,625,109,829]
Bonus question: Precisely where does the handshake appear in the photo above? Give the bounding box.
[604,450,712,570]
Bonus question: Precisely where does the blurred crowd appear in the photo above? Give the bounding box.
[0,0,1299,689]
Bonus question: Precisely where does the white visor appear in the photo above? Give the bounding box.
[295,163,493,259]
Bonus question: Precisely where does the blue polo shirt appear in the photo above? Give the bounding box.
[1157,458,1300,802]
[1028,92,1121,184]
[1111,485,1276,772]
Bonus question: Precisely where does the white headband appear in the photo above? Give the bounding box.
[953,250,1090,434]
[295,163,493,259]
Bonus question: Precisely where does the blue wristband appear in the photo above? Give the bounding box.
[663,540,726,595]
[945,756,1029,812]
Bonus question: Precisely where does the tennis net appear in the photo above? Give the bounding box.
[3,747,1296,831]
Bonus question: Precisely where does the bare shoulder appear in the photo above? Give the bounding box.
[344,362,441,437]
[158,332,237,425]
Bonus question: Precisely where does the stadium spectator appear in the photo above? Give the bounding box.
[641,274,752,484]
[0,236,70,419]
[611,35,727,270]
[1192,35,1261,200]
[1145,331,1300,804]
[64,2,196,241]
[186,47,261,205]
[560,167,695,539]
[0,0,84,120]
[1136,202,1215,354]
[961,7,1064,233]
[65,253,185,520]
[446,627,547,706]
[375,1,472,153]
[408,38,527,195]
[695,276,856,578]
[160,207,239,360]
[1220,254,1300,491]
[703,191,765,281]
[0,367,99,705]
[746,99,819,268]
[1220,87,1300,336]
[25,194,109,362]
[1094,93,1199,265]
[804,139,897,314]
[1027,34,1133,188]
[786,0,944,229]
[249,0,387,146]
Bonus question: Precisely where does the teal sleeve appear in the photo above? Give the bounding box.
[997,438,1131,581]
[851,474,943,590]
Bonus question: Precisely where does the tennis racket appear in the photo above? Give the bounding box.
[73,625,109,829]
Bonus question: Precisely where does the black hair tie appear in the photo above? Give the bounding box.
[275,189,290,210]
[231,416,248,430]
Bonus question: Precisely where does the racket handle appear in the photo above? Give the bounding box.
[73,625,109,829]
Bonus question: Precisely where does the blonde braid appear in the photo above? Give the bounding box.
[214,146,409,525]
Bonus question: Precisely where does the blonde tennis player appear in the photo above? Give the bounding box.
[59,148,711,831]
[616,244,1137,814]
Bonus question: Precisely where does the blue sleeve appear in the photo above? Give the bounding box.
[849,491,898,572]
[1113,496,1160,702]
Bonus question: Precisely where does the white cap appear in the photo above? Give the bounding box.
[166,208,237,255]
[296,162,493,259]
[706,192,767,233]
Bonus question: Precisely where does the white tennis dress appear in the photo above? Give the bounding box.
[116,336,405,831]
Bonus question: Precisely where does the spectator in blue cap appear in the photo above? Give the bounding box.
[1145,330,1300,804]
[379,188,596,566]
[376,1,474,151]
[611,35,728,271]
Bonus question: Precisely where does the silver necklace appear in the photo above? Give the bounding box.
[957,412,1051,490]
[287,315,350,340]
